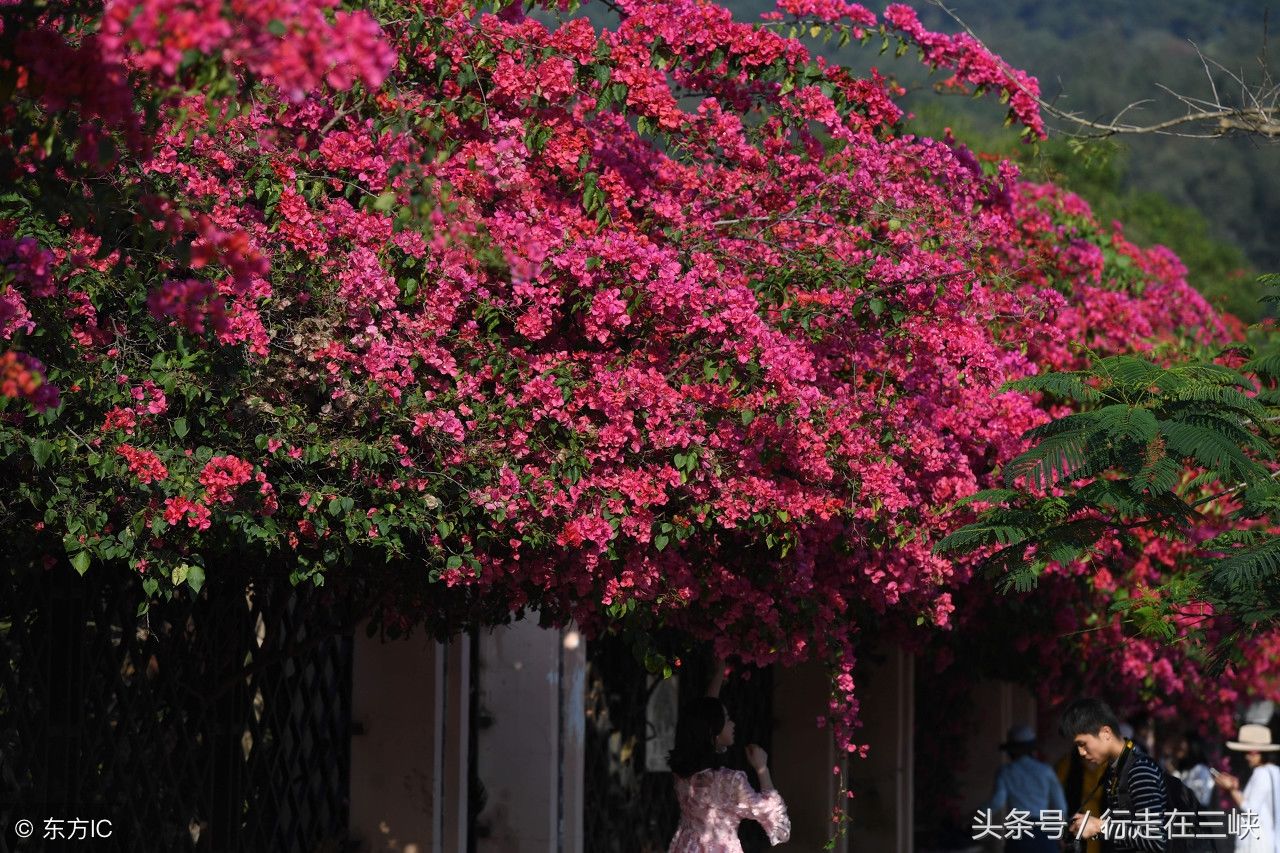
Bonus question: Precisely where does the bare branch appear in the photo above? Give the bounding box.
[927,0,1280,140]
[1112,99,1158,125]
[1193,40,1223,110]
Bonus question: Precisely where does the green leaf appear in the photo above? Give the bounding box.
[1243,349,1280,380]
[1096,404,1157,444]
[934,518,1034,553]
[70,551,90,575]
[1209,535,1280,594]
[1097,355,1164,389]
[1003,434,1088,490]
[1162,421,1268,484]
[1003,372,1101,404]
[173,418,189,439]
[1163,361,1253,391]
[654,533,669,551]
[1127,451,1181,495]
[1043,539,1088,566]
[186,564,206,594]
[952,488,1024,508]
[1165,384,1269,425]
[30,439,52,468]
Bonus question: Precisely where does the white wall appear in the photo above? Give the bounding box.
[473,620,584,853]
[348,620,585,853]
[348,632,471,853]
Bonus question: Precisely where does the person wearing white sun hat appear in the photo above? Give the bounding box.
[1214,723,1280,853]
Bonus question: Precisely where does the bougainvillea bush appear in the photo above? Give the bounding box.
[2,0,1275,756]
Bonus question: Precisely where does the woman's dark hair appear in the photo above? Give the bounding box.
[1174,732,1208,772]
[1058,698,1122,739]
[667,697,726,778]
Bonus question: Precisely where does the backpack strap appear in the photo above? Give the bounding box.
[1106,741,1134,807]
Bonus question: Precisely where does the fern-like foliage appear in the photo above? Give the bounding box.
[1256,274,1280,304]
[1076,480,1149,517]
[1096,354,1165,391]
[1243,350,1280,382]
[1132,455,1181,495]
[950,489,1027,509]
[1003,434,1090,491]
[1203,529,1270,550]
[1003,372,1101,403]
[940,337,1280,626]
[1207,535,1280,596]
[1162,422,1270,484]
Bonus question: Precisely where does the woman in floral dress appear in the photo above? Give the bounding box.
[666,661,790,852]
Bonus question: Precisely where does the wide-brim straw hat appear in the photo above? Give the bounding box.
[1226,723,1280,752]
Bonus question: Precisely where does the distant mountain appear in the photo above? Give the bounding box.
[716,0,1279,278]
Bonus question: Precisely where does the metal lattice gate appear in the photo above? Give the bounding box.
[0,564,354,852]
[583,635,774,853]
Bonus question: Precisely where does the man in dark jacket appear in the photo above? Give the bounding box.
[1061,698,1168,853]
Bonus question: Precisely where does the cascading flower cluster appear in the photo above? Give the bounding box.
[882,4,1045,139]
[99,0,396,100]
[0,0,1274,763]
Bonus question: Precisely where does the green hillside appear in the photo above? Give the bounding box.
[711,0,1276,318]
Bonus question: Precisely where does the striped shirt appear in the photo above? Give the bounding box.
[1103,745,1167,853]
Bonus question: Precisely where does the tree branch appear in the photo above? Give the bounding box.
[927,0,1280,140]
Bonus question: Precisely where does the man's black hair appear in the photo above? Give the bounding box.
[1058,697,1123,739]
